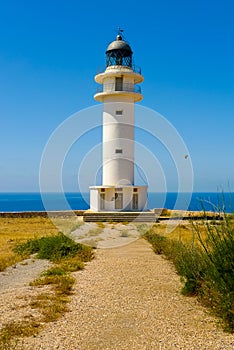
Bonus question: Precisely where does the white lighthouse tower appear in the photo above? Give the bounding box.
[89,33,148,212]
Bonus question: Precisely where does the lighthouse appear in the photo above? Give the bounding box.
[89,33,148,212]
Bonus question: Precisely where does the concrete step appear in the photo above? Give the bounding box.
[83,211,155,222]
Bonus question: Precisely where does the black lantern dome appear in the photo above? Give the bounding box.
[106,35,133,68]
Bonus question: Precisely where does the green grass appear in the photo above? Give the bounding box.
[145,213,234,332]
[13,232,93,262]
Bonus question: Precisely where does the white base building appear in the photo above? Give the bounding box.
[90,185,147,212]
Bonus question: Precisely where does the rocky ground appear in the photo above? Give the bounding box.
[70,221,144,248]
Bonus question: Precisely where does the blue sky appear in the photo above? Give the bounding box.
[0,0,233,192]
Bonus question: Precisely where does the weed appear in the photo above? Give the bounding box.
[53,218,84,235]
[60,257,84,272]
[30,293,69,323]
[0,337,25,350]
[120,230,129,237]
[42,267,66,276]
[40,296,68,322]
[0,320,40,349]
[136,224,150,236]
[87,228,103,237]
[96,222,105,229]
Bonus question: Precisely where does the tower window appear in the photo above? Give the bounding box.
[133,188,138,192]
[115,77,123,91]
[115,149,123,154]
[100,188,105,192]
[116,110,123,116]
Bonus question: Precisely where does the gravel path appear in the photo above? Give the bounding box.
[0,257,51,293]
[22,239,234,350]
[0,258,52,332]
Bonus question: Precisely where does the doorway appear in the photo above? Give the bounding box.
[115,192,123,210]
[100,193,105,210]
[132,193,138,210]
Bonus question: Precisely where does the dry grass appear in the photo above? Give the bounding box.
[87,227,103,236]
[0,216,82,271]
[30,293,69,323]
[52,217,84,235]
[151,222,210,245]
[96,222,105,229]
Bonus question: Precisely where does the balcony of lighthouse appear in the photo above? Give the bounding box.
[96,82,141,94]
[95,65,144,85]
[97,64,142,75]
[94,82,143,102]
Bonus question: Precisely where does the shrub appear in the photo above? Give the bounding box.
[42,267,66,276]
[145,230,204,294]
[14,233,93,262]
[13,238,41,256]
[193,214,234,331]
[144,230,167,255]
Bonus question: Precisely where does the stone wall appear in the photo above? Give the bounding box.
[0,210,85,218]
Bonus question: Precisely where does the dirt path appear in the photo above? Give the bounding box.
[22,239,234,350]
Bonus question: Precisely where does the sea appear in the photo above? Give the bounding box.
[0,192,233,213]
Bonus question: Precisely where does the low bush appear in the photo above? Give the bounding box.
[193,213,234,331]
[13,232,93,262]
[60,257,84,272]
[145,230,204,295]
[41,267,66,276]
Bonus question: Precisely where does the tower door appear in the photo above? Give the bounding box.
[100,193,105,210]
[115,77,123,91]
[115,193,123,210]
[132,193,138,210]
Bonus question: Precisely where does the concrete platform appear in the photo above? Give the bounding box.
[83,211,156,222]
